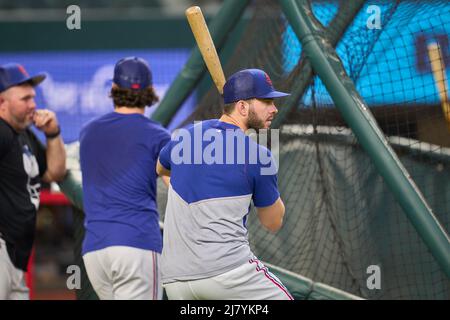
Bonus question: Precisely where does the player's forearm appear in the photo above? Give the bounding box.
[257,197,285,233]
[43,136,67,182]
[267,199,285,232]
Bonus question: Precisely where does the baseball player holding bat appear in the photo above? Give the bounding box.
[79,57,170,300]
[157,68,293,300]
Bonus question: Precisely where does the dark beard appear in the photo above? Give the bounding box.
[247,107,265,130]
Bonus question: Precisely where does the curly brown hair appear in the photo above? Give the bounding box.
[110,86,159,108]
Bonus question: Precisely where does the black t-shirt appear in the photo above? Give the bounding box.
[0,118,47,271]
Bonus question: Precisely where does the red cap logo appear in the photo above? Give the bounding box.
[18,65,29,77]
[131,83,140,89]
[264,72,272,86]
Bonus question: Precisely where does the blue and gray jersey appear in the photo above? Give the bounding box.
[159,120,280,283]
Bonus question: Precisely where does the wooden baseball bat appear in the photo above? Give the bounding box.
[186,6,226,95]
[427,43,450,131]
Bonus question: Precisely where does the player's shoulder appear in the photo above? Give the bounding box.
[245,136,276,175]
[0,117,12,132]
[0,118,16,142]
[255,140,272,154]
[169,120,205,138]
[79,117,96,138]
[246,133,272,154]
[141,117,171,136]
[185,119,218,131]
[81,112,109,128]
[80,111,119,133]
[142,116,164,128]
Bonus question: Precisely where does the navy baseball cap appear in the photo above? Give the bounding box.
[0,63,46,93]
[113,57,152,90]
[222,69,290,104]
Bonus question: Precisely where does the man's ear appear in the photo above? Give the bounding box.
[236,100,249,117]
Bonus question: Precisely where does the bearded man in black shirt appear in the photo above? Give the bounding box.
[0,63,66,299]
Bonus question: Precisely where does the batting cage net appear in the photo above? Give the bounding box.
[154,0,450,299]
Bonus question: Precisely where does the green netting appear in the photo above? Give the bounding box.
[158,0,449,299]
